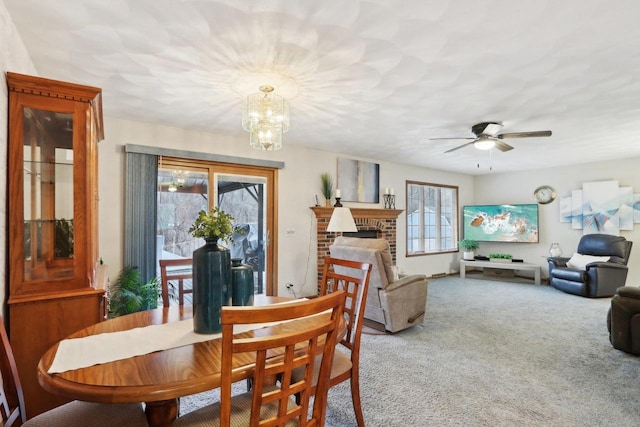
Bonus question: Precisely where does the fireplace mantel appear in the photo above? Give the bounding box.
[311,206,404,287]
[310,206,403,219]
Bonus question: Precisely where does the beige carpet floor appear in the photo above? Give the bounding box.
[181,277,640,426]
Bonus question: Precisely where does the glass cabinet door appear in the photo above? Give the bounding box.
[22,108,75,282]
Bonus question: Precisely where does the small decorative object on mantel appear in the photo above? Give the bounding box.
[189,207,237,334]
[334,188,343,207]
[383,187,396,209]
[320,172,333,207]
[489,253,513,263]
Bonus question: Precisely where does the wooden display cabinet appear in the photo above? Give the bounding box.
[6,72,106,417]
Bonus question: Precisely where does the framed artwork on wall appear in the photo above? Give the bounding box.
[559,196,572,223]
[560,180,640,235]
[617,187,634,230]
[582,180,619,235]
[337,157,380,203]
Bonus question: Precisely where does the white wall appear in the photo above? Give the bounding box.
[474,158,640,285]
[0,1,38,316]
[6,3,637,306]
[100,117,476,297]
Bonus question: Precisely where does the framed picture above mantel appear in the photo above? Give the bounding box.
[337,157,380,203]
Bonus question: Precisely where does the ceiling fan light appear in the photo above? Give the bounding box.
[474,136,496,150]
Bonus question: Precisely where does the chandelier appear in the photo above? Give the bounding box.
[242,85,289,150]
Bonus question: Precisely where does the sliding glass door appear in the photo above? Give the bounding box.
[156,158,277,296]
[216,172,268,294]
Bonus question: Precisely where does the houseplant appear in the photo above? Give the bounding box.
[188,207,236,242]
[489,253,513,263]
[108,266,159,317]
[189,207,236,334]
[320,172,333,207]
[54,218,74,258]
[458,239,479,260]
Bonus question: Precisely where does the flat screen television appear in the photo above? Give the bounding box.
[462,204,539,243]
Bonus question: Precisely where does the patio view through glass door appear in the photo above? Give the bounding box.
[156,158,276,300]
[216,173,268,294]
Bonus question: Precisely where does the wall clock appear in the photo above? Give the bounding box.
[534,185,556,204]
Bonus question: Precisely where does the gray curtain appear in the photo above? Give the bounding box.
[124,152,158,284]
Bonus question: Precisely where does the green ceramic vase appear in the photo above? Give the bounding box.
[192,237,231,334]
[231,258,254,306]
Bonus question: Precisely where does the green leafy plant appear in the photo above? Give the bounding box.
[54,218,74,258]
[108,266,159,317]
[489,253,513,259]
[188,207,236,241]
[320,172,333,200]
[458,239,479,251]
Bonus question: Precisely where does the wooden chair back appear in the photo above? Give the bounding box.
[159,258,193,307]
[0,317,26,426]
[321,257,372,353]
[220,291,346,427]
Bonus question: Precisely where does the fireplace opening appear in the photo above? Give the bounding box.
[343,230,378,239]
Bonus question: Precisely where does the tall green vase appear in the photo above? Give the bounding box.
[192,237,231,334]
[231,258,254,306]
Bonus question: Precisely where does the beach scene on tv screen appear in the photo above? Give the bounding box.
[463,204,539,243]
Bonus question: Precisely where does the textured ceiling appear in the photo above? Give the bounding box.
[5,0,640,175]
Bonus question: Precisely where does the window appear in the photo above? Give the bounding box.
[406,181,458,255]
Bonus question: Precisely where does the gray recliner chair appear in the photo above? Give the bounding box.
[329,236,428,333]
[547,234,632,297]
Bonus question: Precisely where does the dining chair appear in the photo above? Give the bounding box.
[0,316,149,427]
[159,258,193,307]
[173,290,347,426]
[292,256,372,427]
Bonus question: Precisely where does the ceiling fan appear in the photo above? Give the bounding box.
[430,122,552,153]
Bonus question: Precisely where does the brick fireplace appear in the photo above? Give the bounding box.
[311,206,403,284]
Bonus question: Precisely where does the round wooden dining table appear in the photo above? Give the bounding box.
[37,295,337,427]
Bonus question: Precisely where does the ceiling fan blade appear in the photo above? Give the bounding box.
[445,141,476,153]
[483,123,503,136]
[498,130,552,139]
[429,137,475,141]
[494,140,514,152]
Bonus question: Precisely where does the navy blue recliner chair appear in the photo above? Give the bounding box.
[547,234,632,297]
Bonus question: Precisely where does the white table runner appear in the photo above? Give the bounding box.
[49,299,310,374]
